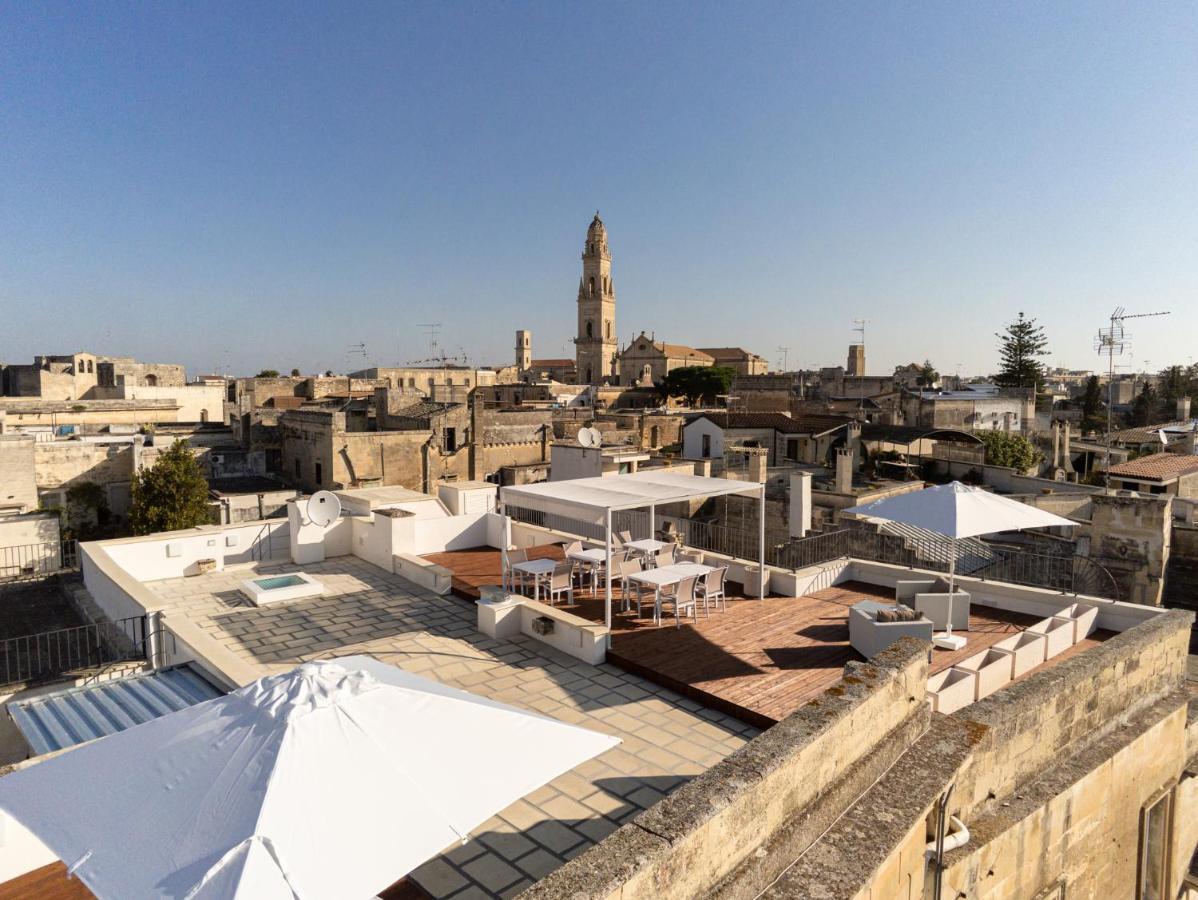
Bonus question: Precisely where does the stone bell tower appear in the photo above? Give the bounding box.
[575,212,617,385]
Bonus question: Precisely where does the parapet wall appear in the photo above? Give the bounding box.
[954,606,1192,813]
[520,639,929,900]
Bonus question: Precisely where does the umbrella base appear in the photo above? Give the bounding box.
[932,633,968,651]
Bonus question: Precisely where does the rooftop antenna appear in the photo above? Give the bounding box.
[777,346,790,373]
[418,323,442,359]
[1095,307,1170,484]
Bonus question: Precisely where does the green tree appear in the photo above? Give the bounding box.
[916,360,938,388]
[1130,381,1159,427]
[128,441,212,535]
[994,312,1049,391]
[1080,374,1104,433]
[656,366,737,406]
[290,368,301,377]
[256,369,280,378]
[976,430,1042,471]
[65,481,110,536]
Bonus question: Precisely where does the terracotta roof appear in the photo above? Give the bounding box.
[1108,421,1186,444]
[1107,452,1198,482]
[697,347,760,361]
[530,359,575,368]
[661,344,713,362]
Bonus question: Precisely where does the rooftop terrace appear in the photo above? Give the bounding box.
[425,546,1112,728]
[141,556,757,898]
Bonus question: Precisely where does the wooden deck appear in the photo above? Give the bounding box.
[0,863,93,900]
[425,546,1111,728]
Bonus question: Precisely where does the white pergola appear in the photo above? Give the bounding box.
[500,470,767,635]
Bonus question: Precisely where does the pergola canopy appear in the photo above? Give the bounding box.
[501,469,762,522]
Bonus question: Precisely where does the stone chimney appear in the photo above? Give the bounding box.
[1178,396,1192,421]
[847,422,862,459]
[835,448,854,494]
[747,449,767,483]
[1061,422,1075,475]
[1051,421,1060,469]
[789,472,812,538]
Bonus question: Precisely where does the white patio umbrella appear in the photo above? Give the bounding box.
[0,656,619,900]
[845,482,1076,648]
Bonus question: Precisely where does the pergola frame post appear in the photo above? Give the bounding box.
[759,482,766,601]
[604,508,613,647]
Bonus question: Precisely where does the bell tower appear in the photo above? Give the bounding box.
[575,212,617,385]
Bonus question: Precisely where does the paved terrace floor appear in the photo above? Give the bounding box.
[425,546,1113,729]
[139,557,757,900]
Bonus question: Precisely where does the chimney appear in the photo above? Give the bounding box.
[1061,421,1074,474]
[789,472,812,538]
[1178,396,1192,421]
[847,422,862,458]
[835,447,854,494]
[748,450,767,483]
[1051,421,1060,469]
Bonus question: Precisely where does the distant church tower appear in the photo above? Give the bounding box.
[575,212,617,385]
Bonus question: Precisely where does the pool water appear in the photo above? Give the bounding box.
[253,575,307,590]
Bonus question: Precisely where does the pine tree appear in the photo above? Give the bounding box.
[994,313,1049,391]
[129,441,212,535]
[1130,382,1158,427]
[1080,374,1104,433]
[916,360,938,388]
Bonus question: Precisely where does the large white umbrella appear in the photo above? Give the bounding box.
[0,656,619,900]
[845,481,1076,647]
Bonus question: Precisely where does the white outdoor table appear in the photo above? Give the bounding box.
[627,563,713,624]
[623,538,667,557]
[511,558,557,602]
[568,547,610,593]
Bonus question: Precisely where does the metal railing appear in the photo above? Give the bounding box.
[504,506,1121,601]
[0,540,79,583]
[0,615,148,688]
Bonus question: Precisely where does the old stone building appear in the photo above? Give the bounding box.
[575,213,618,385]
[0,352,185,401]
[513,329,578,384]
[696,347,768,376]
[617,334,714,388]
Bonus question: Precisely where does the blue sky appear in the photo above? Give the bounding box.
[2,2,1195,378]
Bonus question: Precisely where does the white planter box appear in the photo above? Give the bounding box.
[1027,617,1074,659]
[1057,603,1099,643]
[927,668,977,714]
[993,630,1048,677]
[954,649,1013,700]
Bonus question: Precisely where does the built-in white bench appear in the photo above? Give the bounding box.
[477,592,609,666]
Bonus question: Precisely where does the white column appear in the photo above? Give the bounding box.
[605,508,613,646]
[758,483,766,601]
[788,472,812,538]
[648,504,656,540]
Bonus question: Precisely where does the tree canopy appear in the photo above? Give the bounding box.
[994,313,1049,391]
[128,441,212,536]
[1080,374,1105,433]
[656,366,737,406]
[290,368,301,377]
[1130,381,1159,427]
[916,360,938,388]
[976,430,1042,471]
[256,369,280,378]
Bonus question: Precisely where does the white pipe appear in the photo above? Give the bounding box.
[925,815,970,858]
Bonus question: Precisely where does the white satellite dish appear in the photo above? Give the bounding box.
[306,491,342,527]
[578,426,603,448]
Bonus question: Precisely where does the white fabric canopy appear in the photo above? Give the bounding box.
[502,469,763,520]
[843,481,1076,540]
[0,656,619,900]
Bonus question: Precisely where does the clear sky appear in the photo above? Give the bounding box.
[2,2,1195,378]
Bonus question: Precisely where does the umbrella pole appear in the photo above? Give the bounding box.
[605,508,613,649]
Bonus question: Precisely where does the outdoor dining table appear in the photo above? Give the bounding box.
[627,562,713,625]
[510,557,557,602]
[568,547,609,593]
[622,538,668,561]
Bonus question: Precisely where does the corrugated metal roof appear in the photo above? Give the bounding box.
[8,664,225,756]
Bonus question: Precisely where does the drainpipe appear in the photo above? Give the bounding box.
[146,610,163,671]
[926,785,969,900]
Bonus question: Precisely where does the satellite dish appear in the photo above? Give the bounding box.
[578,428,596,448]
[307,491,342,527]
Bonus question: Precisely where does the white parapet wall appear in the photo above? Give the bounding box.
[478,593,608,666]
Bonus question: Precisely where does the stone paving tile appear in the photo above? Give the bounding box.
[142,557,756,898]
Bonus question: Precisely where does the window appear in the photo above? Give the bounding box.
[145,374,158,387]
[314,461,323,485]
[605,320,611,338]
[586,321,593,338]
[407,378,415,388]
[588,276,595,295]
[1138,787,1175,899]
[294,458,301,479]
[786,438,799,461]
[701,434,712,458]
[86,360,93,373]
[445,427,457,453]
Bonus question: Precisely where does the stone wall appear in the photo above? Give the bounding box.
[0,436,37,513]
[521,640,929,900]
[1085,493,1172,606]
[954,608,1191,813]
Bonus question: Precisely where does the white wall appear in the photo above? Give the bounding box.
[0,811,57,885]
[682,418,723,461]
[115,383,225,422]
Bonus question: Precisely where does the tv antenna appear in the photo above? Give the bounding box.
[852,318,868,416]
[1095,306,1170,483]
[418,323,442,358]
[777,346,790,372]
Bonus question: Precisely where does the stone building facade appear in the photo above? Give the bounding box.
[617,335,714,388]
[0,353,185,401]
[575,213,618,385]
